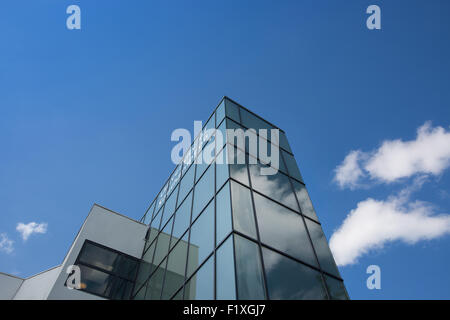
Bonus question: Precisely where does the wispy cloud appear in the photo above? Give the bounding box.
[16,222,48,241]
[330,178,450,266]
[334,122,450,188]
[0,233,14,254]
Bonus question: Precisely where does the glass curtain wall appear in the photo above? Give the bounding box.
[134,97,348,300]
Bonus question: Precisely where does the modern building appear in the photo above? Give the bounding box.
[0,97,348,300]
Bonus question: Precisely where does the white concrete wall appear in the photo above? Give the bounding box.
[0,273,23,299]
[13,266,62,300]
[46,204,147,300]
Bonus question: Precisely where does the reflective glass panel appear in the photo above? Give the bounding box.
[216,146,229,190]
[192,164,214,220]
[230,181,257,239]
[253,193,318,267]
[249,162,299,212]
[178,163,195,206]
[216,101,225,127]
[216,182,232,245]
[228,146,250,186]
[161,188,177,229]
[234,235,266,300]
[216,235,236,300]
[305,219,340,277]
[171,191,192,248]
[325,276,348,300]
[187,201,214,277]
[153,218,173,267]
[145,259,166,300]
[262,247,327,300]
[161,237,189,299]
[78,242,118,272]
[225,99,241,123]
[184,256,214,300]
[292,180,319,222]
[282,150,303,182]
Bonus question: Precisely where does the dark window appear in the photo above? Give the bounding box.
[73,240,139,300]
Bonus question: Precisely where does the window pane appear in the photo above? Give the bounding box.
[292,180,319,222]
[144,201,155,225]
[184,256,214,300]
[249,162,299,212]
[79,264,112,297]
[79,242,119,272]
[279,131,292,153]
[171,191,192,248]
[216,236,236,299]
[161,188,177,229]
[216,101,225,128]
[230,181,257,239]
[178,164,195,206]
[216,182,232,245]
[234,235,266,300]
[161,237,189,299]
[325,276,349,300]
[228,146,249,186]
[253,193,318,267]
[225,99,240,123]
[192,164,214,220]
[240,108,273,132]
[153,218,173,267]
[145,259,166,300]
[262,247,327,300]
[282,150,303,182]
[216,146,229,190]
[305,219,340,277]
[187,201,214,277]
[115,255,138,281]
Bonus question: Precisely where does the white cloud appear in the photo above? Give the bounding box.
[333,150,365,189]
[329,182,450,266]
[16,222,48,241]
[0,233,14,254]
[334,122,450,188]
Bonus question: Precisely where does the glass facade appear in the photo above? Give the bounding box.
[135,97,348,300]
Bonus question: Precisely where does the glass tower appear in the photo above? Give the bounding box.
[133,97,348,300]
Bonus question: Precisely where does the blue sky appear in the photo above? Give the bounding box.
[1,0,449,299]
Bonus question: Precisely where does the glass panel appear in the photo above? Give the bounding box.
[79,242,118,272]
[144,201,155,225]
[282,150,303,182]
[107,278,133,300]
[216,182,232,245]
[262,247,327,300]
[216,236,236,300]
[203,114,215,148]
[292,180,319,222]
[217,117,227,148]
[133,282,147,300]
[305,219,340,277]
[234,235,266,300]
[216,146,229,190]
[171,191,192,248]
[325,276,349,300]
[230,181,257,239]
[225,99,240,123]
[178,163,195,206]
[216,101,225,128]
[168,165,182,196]
[115,255,138,281]
[156,183,169,213]
[172,287,184,300]
[184,256,214,300]
[153,218,173,267]
[253,193,318,267]
[78,264,112,297]
[161,237,189,299]
[249,162,299,212]
[161,188,177,229]
[187,201,214,277]
[240,108,273,131]
[279,131,292,153]
[144,259,167,300]
[192,164,214,220]
[228,146,249,186]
